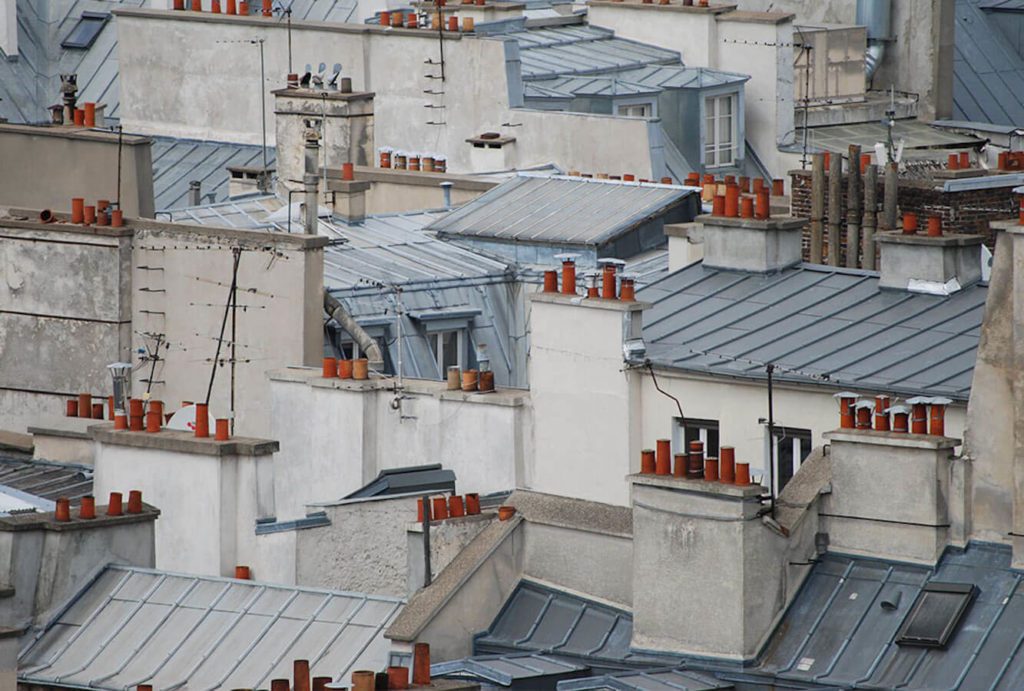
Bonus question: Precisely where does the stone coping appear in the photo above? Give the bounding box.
[509,488,632,538]
[589,0,738,14]
[268,367,529,407]
[329,166,497,192]
[663,222,700,239]
[696,213,805,231]
[0,122,151,145]
[271,88,375,101]
[824,429,961,450]
[876,230,984,247]
[630,472,765,499]
[0,504,159,533]
[90,425,280,457]
[529,291,649,311]
[27,426,90,441]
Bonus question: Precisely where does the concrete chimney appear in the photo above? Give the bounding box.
[877,227,983,293]
[664,222,704,271]
[698,213,805,273]
[303,128,320,235]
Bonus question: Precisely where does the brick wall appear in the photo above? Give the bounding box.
[789,169,1015,267]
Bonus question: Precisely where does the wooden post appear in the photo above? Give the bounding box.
[883,161,898,232]
[827,153,842,266]
[810,153,825,264]
[862,164,878,270]
[846,144,862,268]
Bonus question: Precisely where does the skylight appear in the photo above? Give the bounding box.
[61,12,110,50]
[895,582,977,649]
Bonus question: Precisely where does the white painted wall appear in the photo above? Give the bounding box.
[0,0,16,58]
[528,294,644,506]
[269,370,529,521]
[93,438,276,578]
[115,9,660,176]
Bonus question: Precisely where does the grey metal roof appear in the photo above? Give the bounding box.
[798,119,983,155]
[0,0,143,124]
[557,668,731,691]
[475,580,681,669]
[954,0,1024,126]
[343,463,456,500]
[979,0,1024,8]
[280,0,359,22]
[528,65,747,99]
[639,262,987,401]
[151,137,277,212]
[432,652,589,686]
[426,174,694,246]
[18,564,404,690]
[754,542,1024,689]
[0,456,93,510]
[504,26,680,81]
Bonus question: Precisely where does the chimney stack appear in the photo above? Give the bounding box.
[698,211,805,273]
[303,128,321,235]
[877,225,983,293]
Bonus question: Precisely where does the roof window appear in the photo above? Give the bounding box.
[62,12,110,50]
[895,582,977,649]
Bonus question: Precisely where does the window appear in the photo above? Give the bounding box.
[896,582,977,649]
[676,418,719,458]
[771,427,812,494]
[704,93,737,168]
[617,102,653,118]
[430,330,464,375]
[62,12,110,49]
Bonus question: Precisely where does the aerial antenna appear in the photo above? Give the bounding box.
[274,1,294,75]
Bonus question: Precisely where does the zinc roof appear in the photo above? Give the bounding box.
[0,456,93,511]
[152,137,277,212]
[505,26,680,80]
[953,0,1024,126]
[639,262,987,401]
[18,564,404,690]
[756,542,1024,689]
[426,174,694,247]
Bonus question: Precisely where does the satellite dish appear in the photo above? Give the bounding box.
[166,404,216,433]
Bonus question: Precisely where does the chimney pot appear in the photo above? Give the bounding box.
[673,453,686,477]
[111,209,124,227]
[902,211,918,234]
[262,0,272,16]
[703,457,719,482]
[55,497,71,522]
[66,399,78,417]
[543,269,558,293]
[380,10,391,25]
[294,659,312,691]
[655,439,671,475]
[640,449,656,474]
[353,358,369,380]
[77,393,92,418]
[498,505,517,520]
[323,357,337,378]
[227,0,237,13]
[127,489,143,514]
[927,216,942,237]
[413,642,431,685]
[687,439,704,479]
[211,0,221,12]
[145,410,161,433]
[195,403,210,438]
[834,392,857,429]
[734,462,751,485]
[271,681,290,691]
[71,197,85,224]
[432,496,449,520]
[947,153,959,170]
[620,277,636,302]
[215,418,230,441]
[351,671,375,691]
[559,256,577,295]
[83,205,96,225]
[959,151,970,169]
[107,492,123,516]
[724,184,740,218]
[719,446,735,483]
[465,493,481,515]
[461,369,478,391]
[114,414,128,430]
[740,196,754,219]
[873,395,891,431]
[855,401,873,429]
[417,497,431,522]
[908,398,928,434]
[928,397,951,436]
[80,495,96,519]
[712,194,725,217]
[387,665,409,690]
[448,495,466,517]
[771,179,785,196]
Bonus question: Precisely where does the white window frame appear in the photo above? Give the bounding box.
[429,329,465,375]
[615,101,655,118]
[766,426,812,497]
[673,417,720,460]
[704,92,738,169]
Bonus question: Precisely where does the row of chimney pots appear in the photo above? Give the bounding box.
[378,9,481,32]
[836,392,951,436]
[541,257,635,301]
[47,198,125,228]
[53,490,146,522]
[321,357,497,393]
[66,396,234,441]
[378,148,448,173]
[170,0,268,15]
[639,440,751,484]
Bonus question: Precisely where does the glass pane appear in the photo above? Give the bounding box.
[440,331,459,371]
[707,428,720,457]
[721,95,732,117]
[777,435,795,491]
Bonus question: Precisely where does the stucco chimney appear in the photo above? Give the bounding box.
[303,128,320,235]
[698,212,805,273]
[876,227,983,293]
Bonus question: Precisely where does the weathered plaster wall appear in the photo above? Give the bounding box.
[115,10,660,176]
[0,219,132,433]
[0,124,156,219]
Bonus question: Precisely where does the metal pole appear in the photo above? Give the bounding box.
[766,363,776,518]
[809,152,824,263]
[422,495,432,588]
[863,164,878,270]
[883,161,898,233]
[257,39,268,191]
[205,248,242,406]
[846,144,862,268]
[827,152,842,266]
[115,125,124,211]
[436,0,446,82]
[230,272,237,435]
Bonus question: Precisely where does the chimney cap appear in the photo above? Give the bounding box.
[929,396,953,406]
[905,395,932,405]
[554,252,580,261]
[833,391,861,399]
[854,399,875,410]
[887,404,911,414]
[598,257,626,267]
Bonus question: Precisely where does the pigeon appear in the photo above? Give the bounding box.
[300,64,312,87]
[327,63,342,90]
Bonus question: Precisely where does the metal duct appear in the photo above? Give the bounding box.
[324,291,384,365]
[856,0,891,80]
[303,129,320,235]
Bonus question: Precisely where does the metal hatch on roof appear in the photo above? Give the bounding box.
[61,12,110,49]
[343,464,456,500]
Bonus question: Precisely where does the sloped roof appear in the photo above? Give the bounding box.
[528,65,747,99]
[343,464,456,500]
[953,0,1024,126]
[426,174,695,247]
[0,456,92,511]
[152,137,276,211]
[0,0,144,124]
[19,565,404,690]
[558,668,731,691]
[505,26,680,80]
[640,262,986,401]
[475,580,680,669]
[432,652,589,686]
[755,542,1024,689]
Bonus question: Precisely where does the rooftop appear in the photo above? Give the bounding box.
[0,456,93,514]
[797,119,984,155]
[19,564,404,690]
[953,0,1024,126]
[640,262,987,401]
[152,136,276,211]
[427,174,696,249]
[343,463,457,500]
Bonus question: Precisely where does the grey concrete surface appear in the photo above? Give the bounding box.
[698,214,805,273]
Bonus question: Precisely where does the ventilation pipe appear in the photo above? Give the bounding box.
[188,180,202,206]
[857,0,891,81]
[303,128,321,235]
[324,291,384,366]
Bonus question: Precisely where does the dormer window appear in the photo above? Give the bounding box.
[704,93,738,168]
[62,12,110,50]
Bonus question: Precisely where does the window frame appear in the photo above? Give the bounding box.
[429,329,465,375]
[703,91,741,169]
[767,426,813,496]
[673,417,720,460]
[615,99,656,119]
[61,12,111,50]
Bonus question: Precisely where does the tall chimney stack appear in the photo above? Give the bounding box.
[303,128,321,235]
